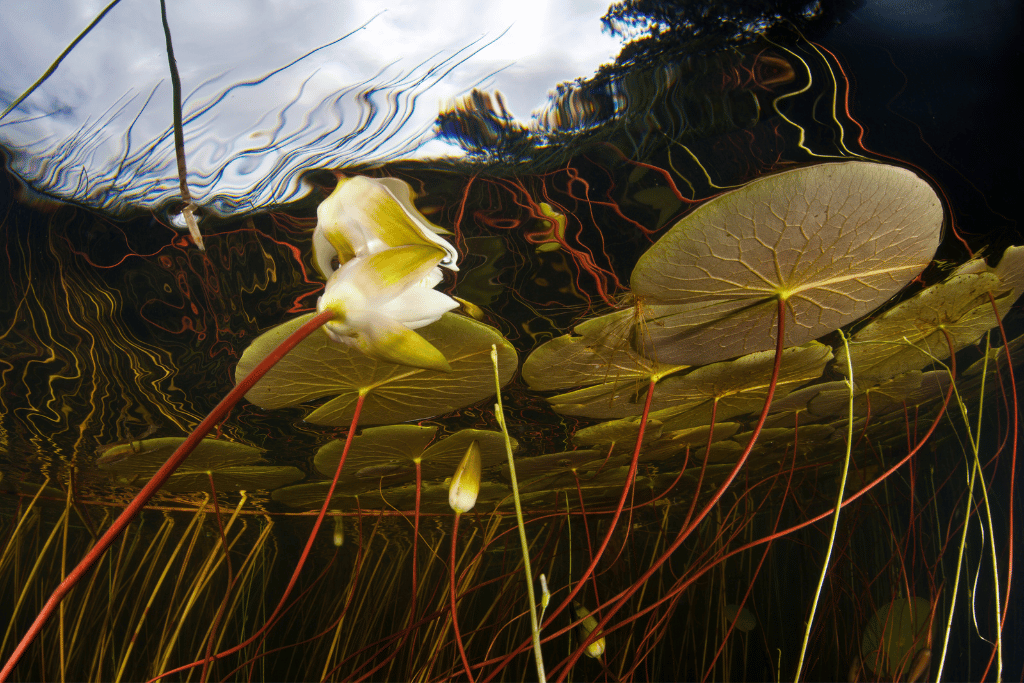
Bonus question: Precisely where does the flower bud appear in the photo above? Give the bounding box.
[574,601,606,659]
[332,514,344,547]
[448,440,482,514]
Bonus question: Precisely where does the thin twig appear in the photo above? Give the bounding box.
[0,0,124,122]
[159,0,204,250]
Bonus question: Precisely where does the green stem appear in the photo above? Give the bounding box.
[491,344,546,683]
[793,329,855,682]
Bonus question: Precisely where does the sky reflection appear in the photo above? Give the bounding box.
[0,0,621,215]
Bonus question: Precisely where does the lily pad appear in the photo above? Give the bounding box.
[573,418,664,447]
[314,427,516,482]
[163,466,304,493]
[271,481,402,510]
[579,423,741,470]
[548,342,831,420]
[502,450,604,481]
[630,162,943,365]
[523,315,686,392]
[314,425,436,478]
[96,437,265,477]
[836,272,1012,381]
[236,312,517,426]
[807,372,924,420]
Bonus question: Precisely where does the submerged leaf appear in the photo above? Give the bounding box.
[523,317,685,392]
[556,342,832,423]
[630,162,942,365]
[861,597,933,679]
[236,312,517,426]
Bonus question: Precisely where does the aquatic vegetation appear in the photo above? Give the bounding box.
[0,22,1020,679]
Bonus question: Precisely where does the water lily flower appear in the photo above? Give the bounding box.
[312,175,459,279]
[317,245,459,372]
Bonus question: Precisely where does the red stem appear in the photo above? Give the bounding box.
[0,309,336,683]
[450,513,475,682]
[553,297,788,681]
[154,389,365,682]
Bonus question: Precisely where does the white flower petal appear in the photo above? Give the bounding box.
[382,286,460,329]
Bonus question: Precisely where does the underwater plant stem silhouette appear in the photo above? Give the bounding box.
[478,373,661,683]
[794,330,857,681]
[492,344,547,682]
[0,309,336,682]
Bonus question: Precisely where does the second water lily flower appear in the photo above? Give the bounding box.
[317,245,460,372]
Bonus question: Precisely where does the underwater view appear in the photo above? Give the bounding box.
[0,1,1021,681]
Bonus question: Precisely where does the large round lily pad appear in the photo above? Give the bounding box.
[630,162,942,365]
[236,312,517,426]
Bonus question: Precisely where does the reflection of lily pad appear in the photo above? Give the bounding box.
[236,312,517,426]
[631,162,942,365]
[97,437,265,476]
[314,427,516,482]
[861,597,932,679]
[837,272,1012,381]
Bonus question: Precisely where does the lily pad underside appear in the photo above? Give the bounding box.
[315,426,517,483]
[548,342,831,420]
[628,161,942,366]
[522,321,685,392]
[96,437,264,477]
[236,312,517,426]
[836,271,1018,381]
